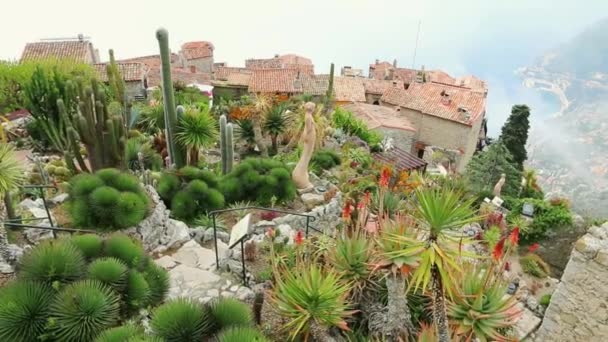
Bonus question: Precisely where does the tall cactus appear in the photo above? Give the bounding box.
[219,115,234,174]
[324,62,335,114]
[156,28,185,168]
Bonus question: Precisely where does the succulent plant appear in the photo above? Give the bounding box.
[150,299,212,342]
[209,297,253,331]
[0,280,54,342]
[88,257,129,293]
[216,326,269,342]
[19,239,86,284]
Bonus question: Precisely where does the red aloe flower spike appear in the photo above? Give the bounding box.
[509,227,520,246]
[364,191,371,205]
[294,231,304,245]
[528,243,540,253]
[379,166,391,188]
[342,201,352,220]
[492,237,506,261]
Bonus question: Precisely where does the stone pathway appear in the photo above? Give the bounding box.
[154,239,254,304]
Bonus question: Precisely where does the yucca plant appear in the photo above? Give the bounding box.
[70,234,104,259]
[0,143,24,195]
[48,280,121,342]
[150,299,212,342]
[126,137,163,171]
[209,297,253,331]
[448,265,521,341]
[270,262,354,341]
[385,188,478,342]
[216,326,269,342]
[125,271,151,311]
[143,262,170,306]
[0,280,54,342]
[327,232,374,301]
[264,103,293,151]
[19,239,86,284]
[104,233,146,269]
[94,324,144,342]
[176,107,218,165]
[88,257,129,293]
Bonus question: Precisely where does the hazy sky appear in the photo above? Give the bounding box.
[2,0,607,133]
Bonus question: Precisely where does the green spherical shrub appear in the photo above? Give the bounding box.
[221,158,296,205]
[88,257,129,293]
[150,299,212,342]
[19,239,86,284]
[70,234,104,259]
[113,172,146,194]
[48,280,121,342]
[104,233,146,269]
[125,271,150,311]
[95,324,143,342]
[311,149,341,170]
[91,186,121,224]
[69,173,104,198]
[171,190,198,220]
[0,280,54,342]
[216,327,269,342]
[126,336,164,342]
[209,298,253,331]
[157,173,181,202]
[143,263,170,307]
[95,168,122,185]
[116,192,149,228]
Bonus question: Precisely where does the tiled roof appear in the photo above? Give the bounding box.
[225,73,252,87]
[277,54,312,65]
[94,62,145,82]
[334,77,366,102]
[362,79,404,95]
[301,74,329,95]
[369,61,394,80]
[181,41,214,60]
[20,41,94,63]
[117,53,179,70]
[248,69,302,93]
[427,70,456,85]
[342,102,416,132]
[214,67,252,81]
[245,54,314,74]
[373,146,427,171]
[245,58,283,69]
[455,75,487,92]
[147,67,211,87]
[393,68,418,84]
[381,82,486,125]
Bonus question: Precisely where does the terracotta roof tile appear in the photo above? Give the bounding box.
[20,41,94,63]
[246,54,314,74]
[373,146,427,171]
[245,58,283,69]
[363,79,404,95]
[248,69,302,93]
[427,70,456,85]
[342,102,416,132]
[301,74,329,95]
[117,54,179,69]
[369,61,394,80]
[147,67,211,87]
[334,77,366,102]
[214,67,252,81]
[94,62,145,82]
[181,41,214,60]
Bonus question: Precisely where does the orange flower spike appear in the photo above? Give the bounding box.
[528,243,540,253]
[509,227,520,246]
[379,166,392,188]
[492,237,506,261]
[342,201,353,220]
[294,231,304,245]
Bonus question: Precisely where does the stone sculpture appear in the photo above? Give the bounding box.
[493,173,506,197]
[292,102,317,189]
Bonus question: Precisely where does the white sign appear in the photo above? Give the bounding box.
[491,196,504,207]
[228,213,251,249]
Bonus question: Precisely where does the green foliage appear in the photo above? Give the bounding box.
[95,324,143,342]
[70,234,104,259]
[520,253,551,278]
[176,106,218,165]
[88,257,129,293]
[219,115,235,174]
[104,233,146,269]
[216,326,269,342]
[221,158,296,205]
[0,280,54,342]
[150,299,212,342]
[499,105,530,169]
[143,262,170,307]
[126,137,163,171]
[328,233,373,299]
[234,119,256,146]
[68,168,149,230]
[507,198,573,240]
[157,172,181,201]
[483,225,502,250]
[0,144,24,195]
[466,141,522,197]
[19,239,86,284]
[125,271,151,311]
[133,103,165,133]
[311,149,341,171]
[270,263,353,340]
[209,298,253,331]
[264,103,293,151]
[332,107,382,148]
[540,294,552,306]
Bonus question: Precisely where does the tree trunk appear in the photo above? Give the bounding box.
[271,134,278,152]
[0,200,9,261]
[189,146,199,165]
[252,122,268,157]
[384,273,416,339]
[431,266,451,342]
[309,320,336,342]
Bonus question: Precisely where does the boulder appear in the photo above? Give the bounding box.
[172,240,216,270]
[155,255,177,270]
[513,304,541,340]
[160,219,191,250]
[49,193,69,206]
[203,227,230,243]
[301,193,325,210]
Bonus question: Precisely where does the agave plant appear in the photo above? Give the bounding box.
[448,265,521,341]
[216,326,269,342]
[209,297,253,331]
[48,280,121,342]
[150,298,212,342]
[327,232,374,301]
[19,239,86,284]
[125,271,151,311]
[94,324,144,342]
[270,262,355,341]
[0,280,54,342]
[264,103,293,151]
[176,107,218,165]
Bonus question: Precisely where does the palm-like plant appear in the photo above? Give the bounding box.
[449,265,521,341]
[385,188,477,342]
[176,107,218,165]
[270,263,354,341]
[327,232,374,301]
[264,103,292,151]
[246,94,273,157]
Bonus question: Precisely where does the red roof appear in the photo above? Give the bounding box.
[342,102,416,132]
[373,146,427,171]
[181,41,214,60]
[248,69,302,93]
[20,41,95,63]
[94,62,145,82]
[214,67,252,81]
[117,54,179,70]
[147,67,211,87]
[363,79,404,95]
[369,61,394,80]
[334,77,366,102]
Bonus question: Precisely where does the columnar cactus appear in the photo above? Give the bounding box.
[219,115,234,174]
[156,28,185,168]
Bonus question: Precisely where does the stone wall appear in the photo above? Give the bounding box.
[375,127,415,154]
[534,223,608,341]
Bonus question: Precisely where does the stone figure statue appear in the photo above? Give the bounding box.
[493,173,506,197]
[292,102,317,189]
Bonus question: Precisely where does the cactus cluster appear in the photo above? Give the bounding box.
[219,115,234,174]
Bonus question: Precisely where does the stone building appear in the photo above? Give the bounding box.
[211,67,252,100]
[94,62,148,99]
[245,54,314,75]
[178,41,214,73]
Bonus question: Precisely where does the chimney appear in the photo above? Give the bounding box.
[440,90,451,105]
[274,53,280,58]
[190,65,196,73]
[393,59,397,68]
[375,59,379,65]
[78,33,84,42]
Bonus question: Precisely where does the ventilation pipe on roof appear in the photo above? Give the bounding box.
[440,90,451,105]
[375,59,380,64]
[393,59,397,68]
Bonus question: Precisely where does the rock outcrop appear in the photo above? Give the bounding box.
[534,223,608,341]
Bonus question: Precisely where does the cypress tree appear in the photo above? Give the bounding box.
[499,104,530,169]
[466,141,522,197]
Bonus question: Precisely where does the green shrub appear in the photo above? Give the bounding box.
[125,271,151,311]
[95,324,143,342]
[540,294,552,306]
[48,280,121,342]
[126,137,163,172]
[19,239,86,284]
[150,299,212,342]
[332,107,382,149]
[156,167,224,222]
[70,234,104,259]
[221,158,296,205]
[311,149,341,171]
[0,280,54,342]
[209,298,253,331]
[520,253,551,278]
[216,326,269,342]
[88,257,129,293]
[507,198,572,240]
[104,233,146,269]
[68,168,149,230]
[143,263,170,307]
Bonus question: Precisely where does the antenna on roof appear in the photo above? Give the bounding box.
[412,20,421,69]
[40,34,91,42]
